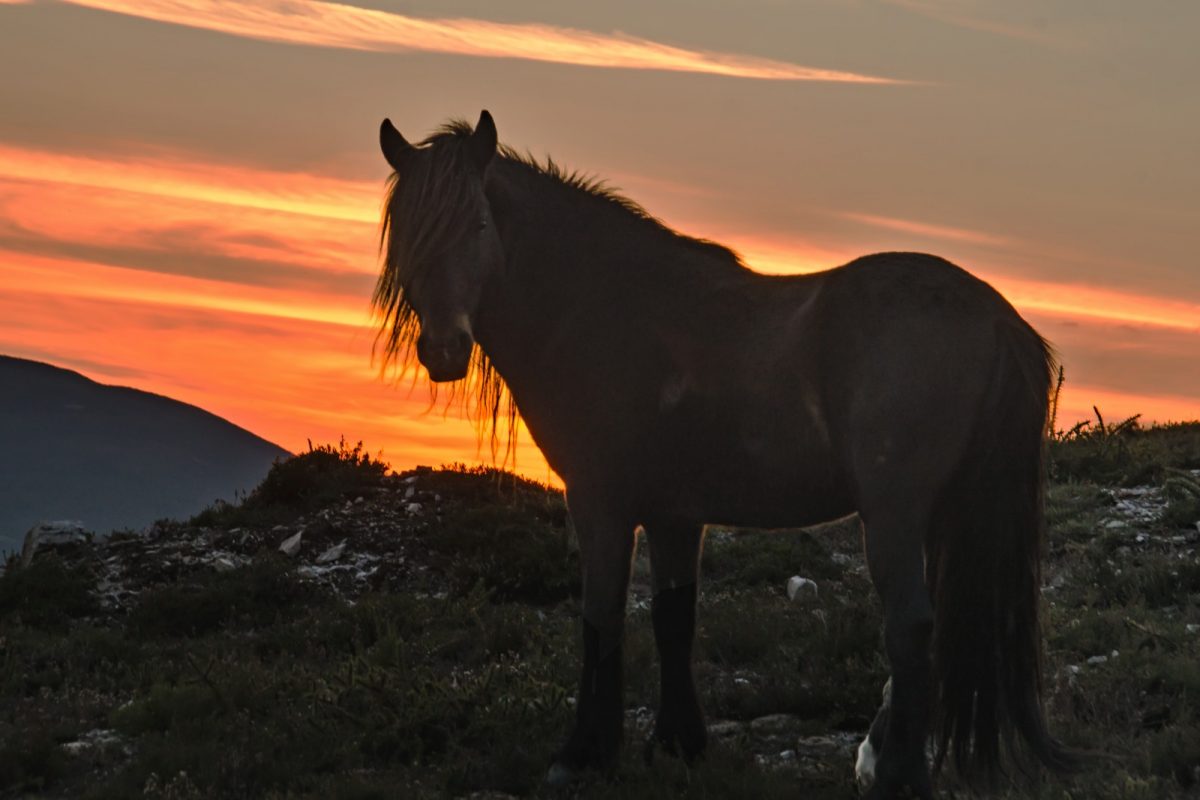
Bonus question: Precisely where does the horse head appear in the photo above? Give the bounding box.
[376,110,503,382]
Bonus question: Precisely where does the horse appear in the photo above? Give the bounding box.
[372,110,1074,798]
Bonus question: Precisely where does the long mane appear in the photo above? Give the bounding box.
[374,118,742,465]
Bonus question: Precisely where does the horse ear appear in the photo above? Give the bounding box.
[379,118,412,173]
[469,109,497,170]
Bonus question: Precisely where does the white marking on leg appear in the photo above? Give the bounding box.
[855,735,877,789]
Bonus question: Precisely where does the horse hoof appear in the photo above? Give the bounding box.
[546,761,576,788]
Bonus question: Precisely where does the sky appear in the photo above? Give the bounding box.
[1,0,1197,481]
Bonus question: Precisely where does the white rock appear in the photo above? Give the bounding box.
[278,530,303,557]
[316,541,346,564]
[1086,654,1108,665]
[21,520,88,567]
[786,576,819,603]
[405,502,423,515]
[212,556,238,572]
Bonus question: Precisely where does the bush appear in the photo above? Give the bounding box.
[0,556,96,630]
[192,439,389,528]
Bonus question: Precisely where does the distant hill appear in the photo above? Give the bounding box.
[0,355,290,552]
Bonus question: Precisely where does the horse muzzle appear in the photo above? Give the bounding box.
[416,328,473,382]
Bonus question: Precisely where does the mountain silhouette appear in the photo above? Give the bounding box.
[0,355,290,552]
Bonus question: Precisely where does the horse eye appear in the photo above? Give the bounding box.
[478,217,488,232]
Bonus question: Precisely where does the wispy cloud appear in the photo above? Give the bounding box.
[986,275,1200,335]
[841,211,1011,247]
[0,143,378,223]
[59,0,906,83]
[882,0,1066,47]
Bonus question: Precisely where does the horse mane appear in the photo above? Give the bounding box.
[374,118,741,466]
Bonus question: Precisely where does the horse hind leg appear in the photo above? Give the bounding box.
[861,510,935,800]
[643,520,707,764]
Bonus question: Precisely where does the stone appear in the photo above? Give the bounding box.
[750,713,797,735]
[278,530,303,557]
[316,541,346,564]
[21,520,89,568]
[787,575,818,603]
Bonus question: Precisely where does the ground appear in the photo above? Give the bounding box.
[1,429,1199,799]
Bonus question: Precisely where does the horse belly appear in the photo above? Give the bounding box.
[649,414,853,530]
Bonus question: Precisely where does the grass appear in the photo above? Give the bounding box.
[1,429,1199,798]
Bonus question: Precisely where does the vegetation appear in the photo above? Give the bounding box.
[1,427,1198,798]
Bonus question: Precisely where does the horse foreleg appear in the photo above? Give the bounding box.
[547,491,636,785]
[644,521,706,764]
[863,520,934,800]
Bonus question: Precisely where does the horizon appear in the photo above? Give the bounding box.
[2,0,1198,481]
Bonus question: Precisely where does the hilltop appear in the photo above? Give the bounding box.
[0,356,290,552]
[1,428,1199,799]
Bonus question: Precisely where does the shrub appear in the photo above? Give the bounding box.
[191,439,389,528]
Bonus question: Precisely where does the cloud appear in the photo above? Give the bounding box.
[60,0,906,83]
[0,142,379,223]
[841,211,1011,247]
[881,0,1067,47]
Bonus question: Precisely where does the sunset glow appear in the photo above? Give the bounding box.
[2,0,1197,489]
[58,0,904,83]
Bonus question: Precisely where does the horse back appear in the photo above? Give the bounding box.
[632,252,1045,528]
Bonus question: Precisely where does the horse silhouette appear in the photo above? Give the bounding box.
[373,110,1074,798]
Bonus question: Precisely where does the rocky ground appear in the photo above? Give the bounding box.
[2,428,1199,799]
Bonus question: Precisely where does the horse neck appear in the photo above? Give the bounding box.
[475,158,748,376]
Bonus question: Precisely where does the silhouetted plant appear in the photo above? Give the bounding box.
[192,438,389,528]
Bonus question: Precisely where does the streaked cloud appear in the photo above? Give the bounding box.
[992,275,1200,335]
[3,250,369,328]
[841,211,1011,247]
[882,0,1067,46]
[59,0,906,83]
[0,143,378,223]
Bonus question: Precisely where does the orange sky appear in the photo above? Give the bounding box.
[1,0,1197,483]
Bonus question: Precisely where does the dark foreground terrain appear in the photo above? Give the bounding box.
[2,427,1199,799]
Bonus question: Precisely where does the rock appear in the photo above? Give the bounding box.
[750,713,797,735]
[405,502,423,515]
[786,576,818,603]
[1086,654,1108,666]
[316,542,346,564]
[212,555,238,572]
[61,728,126,757]
[706,720,745,739]
[21,520,89,567]
[278,530,303,557]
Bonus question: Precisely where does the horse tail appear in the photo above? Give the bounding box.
[925,317,1076,782]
